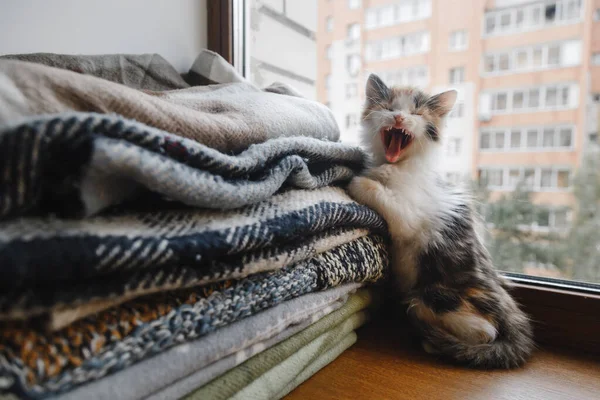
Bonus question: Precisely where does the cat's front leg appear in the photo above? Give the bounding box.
[347,176,390,218]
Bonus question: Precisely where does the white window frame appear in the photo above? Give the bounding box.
[478,166,573,192]
[348,0,361,10]
[364,0,432,31]
[449,66,465,84]
[326,16,334,32]
[481,40,579,76]
[482,0,583,38]
[375,66,429,88]
[485,83,577,115]
[449,30,468,51]
[365,32,430,61]
[479,125,575,152]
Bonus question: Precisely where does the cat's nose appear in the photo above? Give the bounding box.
[394,115,404,124]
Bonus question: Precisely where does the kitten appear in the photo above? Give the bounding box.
[347,74,534,369]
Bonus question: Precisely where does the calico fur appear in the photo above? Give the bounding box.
[348,74,534,369]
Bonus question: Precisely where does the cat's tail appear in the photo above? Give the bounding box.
[423,311,534,369]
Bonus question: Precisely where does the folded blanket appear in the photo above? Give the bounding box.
[186,291,372,400]
[0,235,388,399]
[0,53,191,90]
[233,333,357,400]
[0,113,363,219]
[0,58,339,153]
[58,285,360,400]
[0,186,386,325]
[0,49,247,89]
[275,334,354,399]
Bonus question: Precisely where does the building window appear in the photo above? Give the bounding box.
[449,67,465,84]
[376,66,428,89]
[478,166,572,191]
[485,84,575,114]
[594,8,600,21]
[449,103,464,118]
[348,0,361,9]
[365,0,432,30]
[592,53,600,65]
[449,30,468,51]
[325,45,332,60]
[483,0,583,37]
[345,114,358,128]
[325,74,331,89]
[480,125,574,151]
[365,31,430,61]
[346,55,361,76]
[446,138,462,156]
[326,16,334,32]
[347,23,360,41]
[346,83,358,99]
[482,40,581,75]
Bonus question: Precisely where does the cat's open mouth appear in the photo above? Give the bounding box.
[380,126,413,163]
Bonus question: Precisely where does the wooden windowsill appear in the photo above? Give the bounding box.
[286,312,600,400]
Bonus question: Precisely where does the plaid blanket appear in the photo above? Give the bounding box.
[0,113,364,219]
[0,234,388,399]
[0,187,386,328]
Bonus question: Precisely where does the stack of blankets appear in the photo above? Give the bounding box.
[0,51,389,399]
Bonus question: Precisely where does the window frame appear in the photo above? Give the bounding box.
[213,0,600,356]
[479,125,576,152]
[485,83,577,115]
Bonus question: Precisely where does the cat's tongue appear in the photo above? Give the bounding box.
[385,133,402,163]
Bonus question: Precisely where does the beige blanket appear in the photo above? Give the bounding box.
[0,58,339,152]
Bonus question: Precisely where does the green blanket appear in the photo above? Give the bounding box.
[186,290,372,400]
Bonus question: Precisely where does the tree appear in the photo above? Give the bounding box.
[565,152,600,282]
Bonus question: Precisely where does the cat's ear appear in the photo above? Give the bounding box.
[426,90,457,117]
[365,74,389,105]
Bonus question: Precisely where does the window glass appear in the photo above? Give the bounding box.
[248,0,598,285]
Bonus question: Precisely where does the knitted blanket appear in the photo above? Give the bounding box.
[57,285,359,400]
[0,235,388,399]
[0,112,363,219]
[0,187,386,328]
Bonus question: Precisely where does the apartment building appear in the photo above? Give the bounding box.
[317,0,597,232]
[250,0,318,99]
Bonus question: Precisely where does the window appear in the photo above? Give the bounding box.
[481,125,574,151]
[485,84,575,114]
[364,0,432,30]
[592,53,600,65]
[449,103,464,118]
[346,83,358,98]
[346,55,360,76]
[449,67,465,84]
[244,0,598,289]
[595,8,600,21]
[348,0,361,10]
[510,130,521,148]
[345,114,358,128]
[478,166,572,190]
[446,138,461,156]
[326,16,334,32]
[365,32,429,61]
[347,23,360,41]
[483,0,583,36]
[377,66,428,88]
[449,30,468,51]
[482,41,580,75]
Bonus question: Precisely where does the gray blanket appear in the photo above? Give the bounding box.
[0,112,361,219]
[0,51,339,153]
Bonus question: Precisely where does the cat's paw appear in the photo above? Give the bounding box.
[347,176,382,205]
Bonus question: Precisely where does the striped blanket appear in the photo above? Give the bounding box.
[0,234,388,399]
[0,187,386,328]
